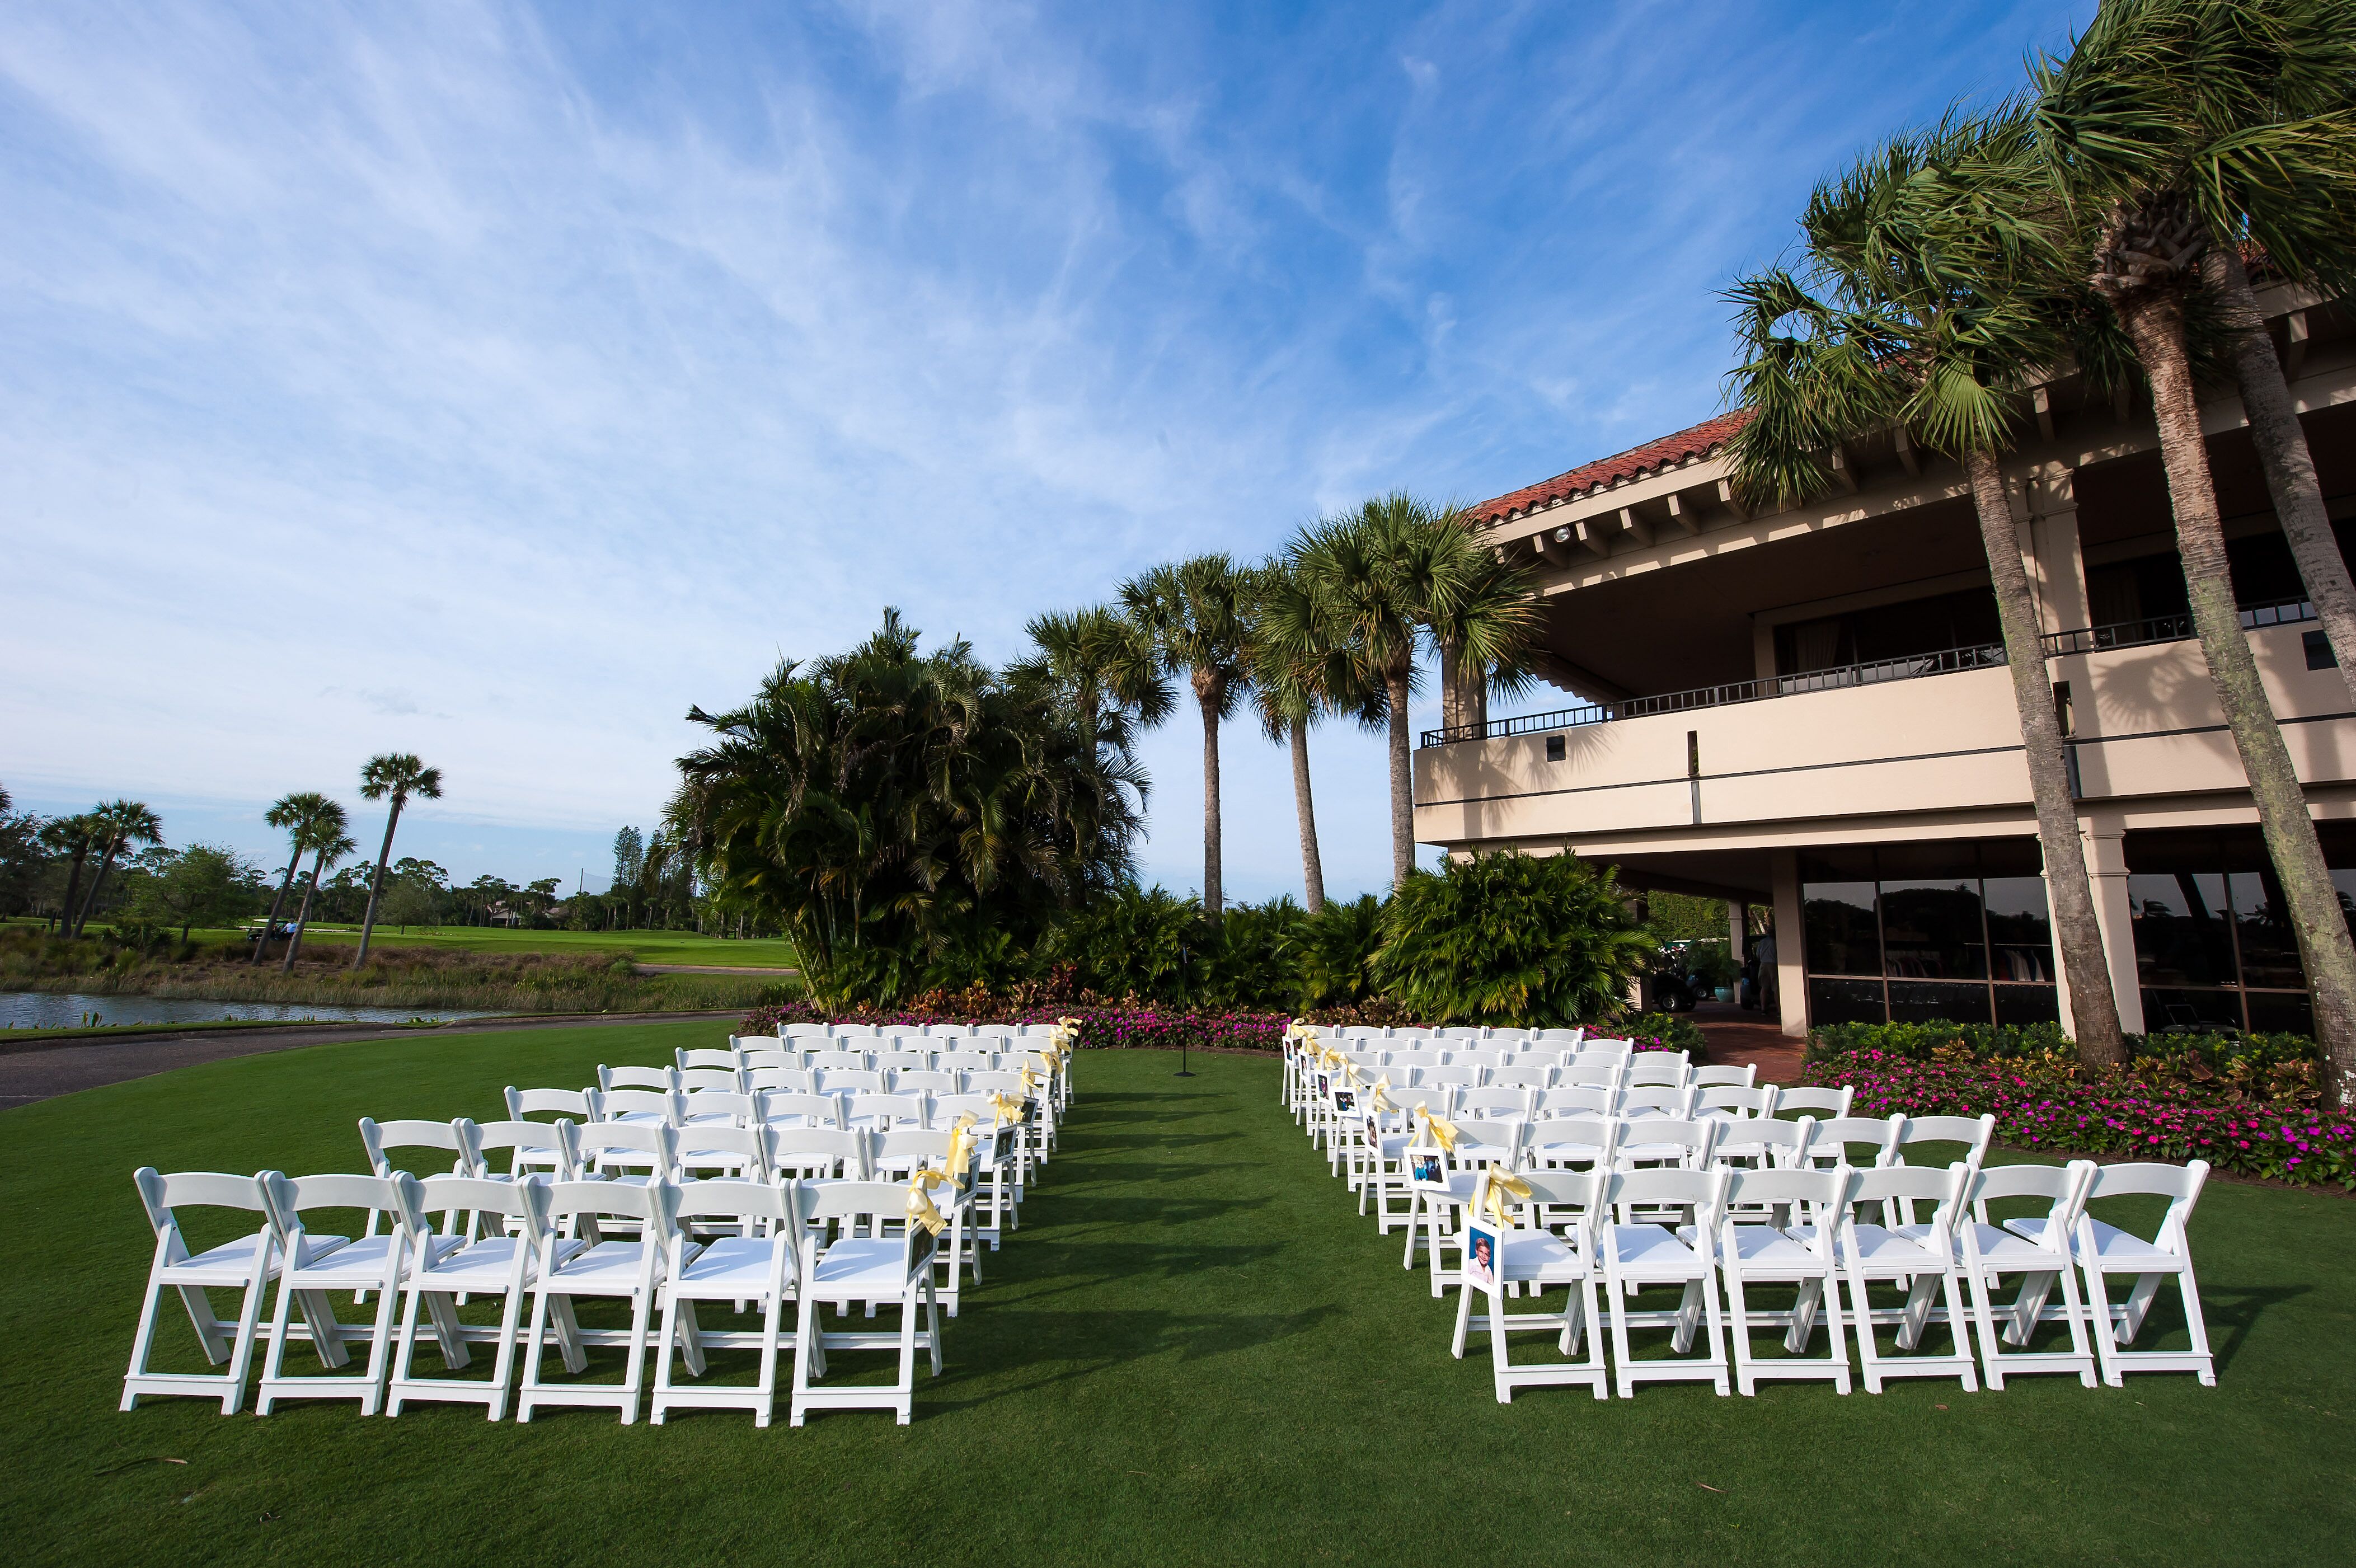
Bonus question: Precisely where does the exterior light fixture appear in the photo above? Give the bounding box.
[1554,526,1572,543]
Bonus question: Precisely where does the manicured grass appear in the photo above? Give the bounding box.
[1,918,799,969]
[2,1036,2348,1566]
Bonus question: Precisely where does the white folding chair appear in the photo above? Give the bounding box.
[772,1126,872,1182]
[678,1122,776,1186]
[358,1117,480,1260]
[575,1120,680,1208]
[1626,1056,1693,1089]
[1599,1166,1731,1397]
[506,1085,602,1125]
[875,1127,982,1309]
[678,1048,744,1074]
[1959,1161,2100,1389]
[1774,1085,1855,1120]
[2017,1160,2214,1387]
[935,1052,992,1075]
[600,1087,685,1130]
[1456,1086,1536,1124]
[475,1119,580,1187]
[760,1090,845,1130]
[1804,1115,1904,1172]
[1528,1112,1622,1172]
[517,1180,685,1424]
[815,1068,886,1096]
[1400,1116,1526,1297]
[1616,1114,1720,1170]
[679,1068,746,1098]
[386,1174,562,1420]
[876,1052,933,1076]
[893,1070,961,1095]
[747,1067,818,1095]
[681,1089,760,1133]
[599,1064,678,1094]
[1700,1085,1782,1164]
[1894,1114,1998,1178]
[1353,1086,1453,1230]
[1692,1064,1757,1090]
[790,1181,943,1426]
[1487,1064,1557,1091]
[1834,1164,1980,1392]
[650,1179,806,1428]
[1533,1028,1585,1048]
[121,1168,288,1414]
[1618,1085,1698,1121]
[744,1049,807,1073]
[1715,1166,1855,1395]
[845,1092,930,1132]
[808,1050,873,1073]
[256,1172,445,1415]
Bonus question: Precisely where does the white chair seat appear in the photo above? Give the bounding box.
[550,1240,675,1290]
[1531,1139,1606,1162]
[1837,1223,1945,1268]
[1494,1229,1588,1283]
[673,1237,780,1294]
[1618,1143,1686,1164]
[285,1233,455,1287]
[2009,1215,2183,1271]
[1960,1222,2059,1266]
[1456,1142,1514,1165]
[808,1238,911,1294]
[1707,1223,1818,1267]
[1606,1223,1707,1279]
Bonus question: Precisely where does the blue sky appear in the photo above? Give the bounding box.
[1,0,2093,899]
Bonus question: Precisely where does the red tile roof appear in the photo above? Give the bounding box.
[1463,408,1754,525]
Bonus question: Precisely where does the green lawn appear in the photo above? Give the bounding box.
[2,1035,2348,1566]
[281,924,799,968]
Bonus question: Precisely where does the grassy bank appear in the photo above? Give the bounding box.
[0,928,797,1015]
[1,919,799,970]
[2,1034,2346,1566]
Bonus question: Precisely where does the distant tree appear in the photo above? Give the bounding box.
[1120,556,1255,918]
[40,813,105,932]
[0,784,48,917]
[72,800,163,937]
[280,805,353,973]
[352,753,444,968]
[253,792,339,964]
[379,878,440,933]
[139,843,260,943]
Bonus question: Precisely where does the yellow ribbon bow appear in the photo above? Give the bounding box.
[944,1114,978,1175]
[905,1167,952,1237]
[1019,1065,1044,1095]
[1480,1170,1535,1232]
[1412,1106,1460,1153]
[987,1090,1026,1126]
[1364,1076,1395,1116]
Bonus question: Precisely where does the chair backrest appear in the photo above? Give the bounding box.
[599,1064,678,1093]
[1809,1115,1903,1167]
[780,1022,834,1042]
[541,1177,673,1238]
[1584,1036,1636,1055]
[675,1122,776,1181]
[358,1116,479,1180]
[1691,1064,1756,1089]
[1721,1165,1853,1231]
[1455,1087,1534,1121]
[1528,1115,1620,1164]
[1420,1068,1485,1090]
[796,1180,935,1267]
[890,1070,960,1094]
[2083,1159,2209,1212]
[133,1169,274,1247]
[474,1118,580,1180]
[1369,1084,1452,1119]
[1556,1062,1622,1091]
[1533,1027,1585,1046]
[679,1048,744,1072]
[575,1119,679,1180]
[1450,1050,1505,1069]
[876,1126,971,1183]
[1894,1113,1997,1166]
[757,1090,845,1128]
[1536,1086,1617,1119]
[1487,1066,1556,1090]
[409,1171,546,1236]
[1967,1158,2094,1219]
[506,1086,601,1122]
[1623,1057,1691,1088]
[935,1053,993,1073]
[600,1088,684,1126]
[815,1069,886,1095]
[678,1068,744,1096]
[1846,1162,1969,1235]
[669,1175,796,1232]
[845,1092,929,1128]
[1775,1085,1854,1119]
[1719,1115,1816,1167]
[808,1050,872,1072]
[923,1022,979,1038]
[964,1071,1026,1096]
[1604,1165,1728,1223]
[1614,1116,1722,1167]
[876,1053,933,1074]
[683,1089,760,1126]
[771,1126,872,1180]
[746,1067,816,1093]
[1698,1085,1780,1120]
[263,1172,406,1257]
[1619,1085,1697,1118]
[830,1024,883,1040]
[1444,1116,1527,1167]
[743,1050,806,1073]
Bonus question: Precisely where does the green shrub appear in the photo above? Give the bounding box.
[1370,852,1653,1026]
[1806,1017,2323,1106]
[1620,1011,1707,1057]
[1296,895,1382,1011]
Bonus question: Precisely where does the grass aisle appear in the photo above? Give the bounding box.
[0,1039,2349,1565]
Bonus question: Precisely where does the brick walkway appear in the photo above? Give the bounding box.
[1688,1001,1806,1083]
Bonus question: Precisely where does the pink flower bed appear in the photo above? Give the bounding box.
[1805,1048,2356,1190]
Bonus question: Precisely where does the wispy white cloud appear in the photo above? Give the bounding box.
[0,0,2092,896]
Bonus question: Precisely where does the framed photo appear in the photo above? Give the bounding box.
[1463,1220,1500,1290]
[1332,1088,1356,1114]
[1313,1071,1330,1098]
[1408,1150,1447,1188]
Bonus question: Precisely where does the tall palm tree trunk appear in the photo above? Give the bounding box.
[1386,669,1414,890]
[1964,449,2127,1068]
[352,798,404,968]
[252,848,303,965]
[1198,687,1223,918]
[1288,718,1326,914]
[2209,246,2356,708]
[55,848,90,938]
[73,839,122,937]
[2116,290,2356,1106]
[281,852,327,974]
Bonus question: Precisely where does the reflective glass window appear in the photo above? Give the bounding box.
[2128,872,2233,987]
[1806,977,1886,1026]
[2228,870,2303,990]
[1879,880,1987,980]
[1887,979,1993,1025]
[1982,876,2054,983]
[1804,882,1880,977]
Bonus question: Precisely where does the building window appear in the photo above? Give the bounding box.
[1799,841,2057,1026]
[1545,734,1566,762]
[2126,829,2329,1035]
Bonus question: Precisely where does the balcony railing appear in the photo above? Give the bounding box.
[1422,593,2326,749]
[1420,640,2006,747]
[2040,595,2315,656]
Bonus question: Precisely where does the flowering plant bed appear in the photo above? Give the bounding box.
[1804,1046,2355,1190]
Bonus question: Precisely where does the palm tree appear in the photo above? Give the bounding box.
[72,799,162,937]
[1119,556,1255,918]
[1424,519,1541,740]
[1021,604,1174,765]
[1249,554,1384,914]
[280,808,354,974]
[251,791,338,964]
[40,812,105,936]
[2035,2,2356,1098]
[351,753,444,968]
[1725,110,2129,1070]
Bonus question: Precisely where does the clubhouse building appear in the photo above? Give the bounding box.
[1414,278,2356,1039]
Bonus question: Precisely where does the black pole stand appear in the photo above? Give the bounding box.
[1174,942,1194,1076]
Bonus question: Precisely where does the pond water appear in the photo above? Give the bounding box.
[0,992,499,1031]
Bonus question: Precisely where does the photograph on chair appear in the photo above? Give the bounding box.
[1332,1088,1355,1113]
[1409,1151,1445,1187]
[1464,1222,1499,1290]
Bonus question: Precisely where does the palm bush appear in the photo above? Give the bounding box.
[1296,894,1382,1011]
[1372,852,1655,1026]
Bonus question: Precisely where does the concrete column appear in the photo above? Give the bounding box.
[2081,810,2146,1035]
[1771,847,1808,1040]
[2025,464,2091,636]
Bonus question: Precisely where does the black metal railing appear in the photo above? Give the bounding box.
[1419,640,2007,747]
[2040,595,2315,656]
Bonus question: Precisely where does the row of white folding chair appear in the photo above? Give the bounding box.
[1444,1154,2213,1401]
[122,1167,954,1426]
[1332,1060,1737,1093]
